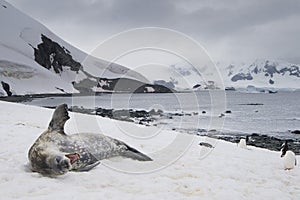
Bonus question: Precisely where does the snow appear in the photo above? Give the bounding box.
[0,101,299,199]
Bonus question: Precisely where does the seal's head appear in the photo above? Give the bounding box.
[45,154,72,175]
[29,146,80,176]
[46,153,80,175]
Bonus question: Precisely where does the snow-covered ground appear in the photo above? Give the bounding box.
[0,101,299,199]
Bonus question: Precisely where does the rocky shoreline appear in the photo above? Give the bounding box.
[53,105,300,155]
[211,133,300,155]
[0,94,299,155]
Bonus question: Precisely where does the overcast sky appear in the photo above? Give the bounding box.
[6,0,300,63]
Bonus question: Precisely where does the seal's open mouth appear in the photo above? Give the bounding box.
[65,153,80,164]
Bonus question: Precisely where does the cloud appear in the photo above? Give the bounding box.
[6,0,300,63]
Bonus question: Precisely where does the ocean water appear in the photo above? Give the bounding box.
[22,91,300,140]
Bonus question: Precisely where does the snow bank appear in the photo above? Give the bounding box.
[0,101,299,199]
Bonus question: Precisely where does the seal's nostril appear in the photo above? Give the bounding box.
[55,156,61,163]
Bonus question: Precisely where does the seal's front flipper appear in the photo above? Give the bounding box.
[48,104,70,134]
[74,161,101,172]
[121,145,152,161]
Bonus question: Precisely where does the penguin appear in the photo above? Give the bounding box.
[237,135,249,149]
[280,141,297,170]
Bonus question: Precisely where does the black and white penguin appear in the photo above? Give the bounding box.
[280,141,297,170]
[238,135,249,149]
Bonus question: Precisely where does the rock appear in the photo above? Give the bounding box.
[231,73,253,82]
[225,110,232,114]
[225,87,236,91]
[1,81,12,96]
[291,130,300,134]
[193,84,201,89]
[149,109,163,115]
[199,142,214,148]
[34,34,81,73]
[95,108,113,118]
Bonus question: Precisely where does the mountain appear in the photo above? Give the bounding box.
[0,0,172,96]
[221,59,300,91]
[159,59,300,91]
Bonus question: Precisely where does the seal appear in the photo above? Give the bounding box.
[28,104,152,176]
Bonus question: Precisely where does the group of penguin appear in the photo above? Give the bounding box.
[238,136,297,170]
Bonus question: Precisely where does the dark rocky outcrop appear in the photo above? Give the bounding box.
[231,73,253,82]
[33,34,81,73]
[95,108,152,124]
[154,80,176,89]
[1,81,12,96]
[193,84,201,89]
[291,130,300,135]
[85,77,175,93]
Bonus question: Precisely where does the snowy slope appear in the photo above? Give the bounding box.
[0,0,147,96]
[0,101,299,199]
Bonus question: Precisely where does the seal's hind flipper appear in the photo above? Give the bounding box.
[48,104,70,134]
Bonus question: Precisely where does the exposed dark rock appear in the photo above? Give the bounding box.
[202,111,206,114]
[239,103,264,106]
[231,73,253,82]
[95,107,153,124]
[252,66,260,74]
[1,81,12,96]
[219,113,225,118]
[149,109,163,115]
[291,130,300,134]
[95,108,113,118]
[269,79,274,84]
[225,87,236,91]
[173,113,184,116]
[264,61,279,78]
[72,79,96,94]
[92,77,174,94]
[55,87,66,93]
[199,142,214,148]
[153,80,175,89]
[33,34,81,73]
[225,110,232,114]
[193,84,201,89]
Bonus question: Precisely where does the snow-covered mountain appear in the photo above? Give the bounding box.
[0,0,173,96]
[220,59,300,91]
[161,59,300,91]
